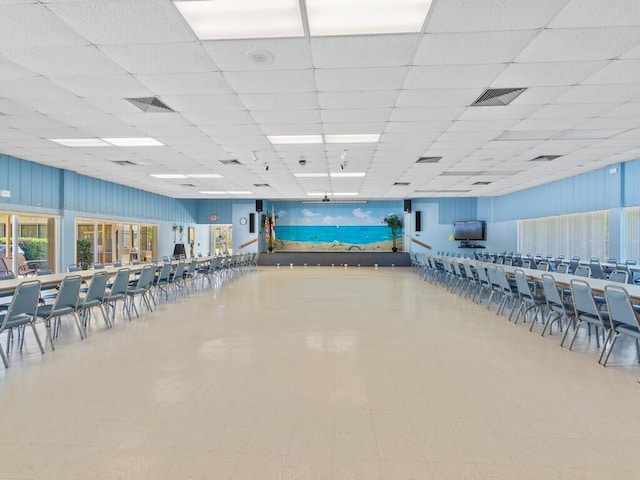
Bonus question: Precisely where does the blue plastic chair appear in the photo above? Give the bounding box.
[0,280,43,367]
[602,285,640,377]
[36,275,83,349]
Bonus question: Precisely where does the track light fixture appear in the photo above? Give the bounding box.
[263,162,269,171]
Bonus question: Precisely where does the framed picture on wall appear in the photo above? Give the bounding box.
[188,227,195,244]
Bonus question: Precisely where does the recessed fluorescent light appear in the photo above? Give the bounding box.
[150,174,189,179]
[333,192,359,196]
[330,172,366,178]
[102,137,164,146]
[306,0,433,36]
[227,191,252,195]
[186,174,224,179]
[307,192,326,196]
[268,135,324,144]
[49,138,109,147]
[199,191,226,194]
[174,0,304,40]
[324,134,380,144]
[294,173,329,178]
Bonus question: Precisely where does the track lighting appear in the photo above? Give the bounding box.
[263,162,269,171]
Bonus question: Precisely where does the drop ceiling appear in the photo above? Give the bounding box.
[0,0,639,199]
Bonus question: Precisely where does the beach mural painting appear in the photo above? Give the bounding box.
[273,202,403,252]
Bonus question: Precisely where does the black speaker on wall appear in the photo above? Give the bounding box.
[255,199,263,212]
[403,199,412,212]
[415,211,422,232]
[249,213,255,233]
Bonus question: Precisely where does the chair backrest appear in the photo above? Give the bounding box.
[609,270,629,283]
[93,262,105,270]
[540,273,563,308]
[556,263,569,274]
[573,265,591,277]
[157,263,172,283]
[110,268,131,296]
[68,264,82,272]
[463,261,476,282]
[605,285,640,330]
[162,256,171,262]
[131,260,140,266]
[0,280,41,331]
[53,275,82,310]
[588,260,605,279]
[36,268,52,276]
[112,261,123,268]
[0,271,16,281]
[514,269,534,299]
[615,263,634,284]
[570,279,600,319]
[476,264,490,287]
[185,260,197,275]
[537,261,550,271]
[85,271,109,303]
[496,267,513,294]
[172,262,186,280]
[136,265,155,288]
[487,265,501,290]
[626,259,637,265]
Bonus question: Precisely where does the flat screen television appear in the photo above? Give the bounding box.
[453,221,486,241]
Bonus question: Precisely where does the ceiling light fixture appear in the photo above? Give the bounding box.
[306,0,433,36]
[49,138,110,147]
[330,172,366,178]
[173,0,304,40]
[150,174,189,179]
[324,134,380,144]
[294,173,328,178]
[268,135,324,145]
[101,137,164,147]
[186,173,224,178]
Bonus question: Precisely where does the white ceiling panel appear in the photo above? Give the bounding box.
[492,61,607,88]
[322,123,388,135]
[238,92,319,111]
[550,0,640,27]
[134,72,233,95]
[404,64,506,89]
[426,0,570,32]
[395,89,480,108]
[529,103,621,119]
[0,3,88,50]
[516,27,640,63]
[99,42,218,74]
[447,119,520,132]
[49,74,152,99]
[458,105,539,121]
[257,124,322,135]
[204,38,312,71]
[385,121,452,133]
[2,45,126,76]
[553,84,640,104]
[320,108,391,124]
[198,124,264,136]
[161,94,245,112]
[581,60,640,85]
[251,109,321,125]
[224,69,315,93]
[47,0,195,45]
[511,118,586,131]
[310,34,420,68]
[315,67,408,91]
[414,30,538,65]
[318,91,399,109]
[181,110,255,126]
[600,102,640,117]
[390,107,465,122]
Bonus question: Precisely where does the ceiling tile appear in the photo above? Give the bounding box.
[0,3,88,50]
[515,27,640,62]
[311,34,420,68]
[134,72,233,95]
[99,42,218,74]
[315,67,408,91]
[224,69,315,93]
[2,45,127,76]
[491,61,607,88]
[404,64,506,89]
[238,92,319,110]
[204,38,312,71]
[425,0,571,32]
[251,109,321,124]
[47,0,195,45]
[321,108,391,123]
[581,60,640,85]
[318,91,399,109]
[49,74,151,98]
[414,30,538,65]
[552,84,640,104]
[550,0,640,27]
[389,107,465,122]
[395,89,480,108]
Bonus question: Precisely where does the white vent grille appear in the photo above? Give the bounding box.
[530,155,562,162]
[416,156,442,164]
[125,97,174,113]
[112,160,136,166]
[471,88,526,106]
[218,159,242,165]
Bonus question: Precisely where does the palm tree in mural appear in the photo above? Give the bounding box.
[383,214,403,252]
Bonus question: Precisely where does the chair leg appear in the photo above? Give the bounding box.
[29,320,45,354]
[601,333,620,366]
[0,342,9,368]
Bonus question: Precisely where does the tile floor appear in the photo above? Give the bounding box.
[1,266,640,479]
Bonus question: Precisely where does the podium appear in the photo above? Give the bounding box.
[172,243,186,259]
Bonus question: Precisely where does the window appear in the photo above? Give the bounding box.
[624,207,640,262]
[518,211,609,259]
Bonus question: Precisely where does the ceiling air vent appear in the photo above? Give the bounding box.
[471,88,526,106]
[473,181,492,185]
[218,159,242,166]
[393,182,410,186]
[180,183,197,188]
[254,183,270,188]
[440,171,484,176]
[125,97,174,113]
[111,160,136,166]
[416,156,442,164]
[530,155,562,162]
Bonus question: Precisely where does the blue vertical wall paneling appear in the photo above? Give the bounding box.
[0,155,62,210]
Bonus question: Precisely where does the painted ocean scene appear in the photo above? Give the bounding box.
[272,202,404,251]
